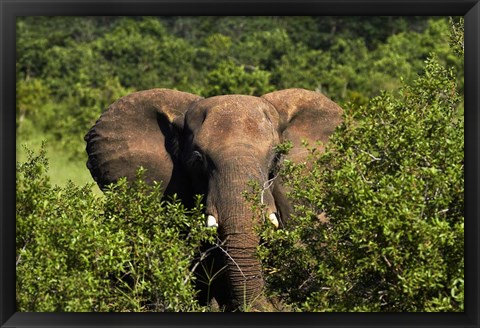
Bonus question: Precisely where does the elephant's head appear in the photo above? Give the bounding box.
[85,88,343,311]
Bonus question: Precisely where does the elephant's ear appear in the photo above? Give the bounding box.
[84,88,202,192]
[262,88,343,162]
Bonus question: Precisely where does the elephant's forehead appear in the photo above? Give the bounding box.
[209,105,265,121]
[194,96,277,148]
[207,111,271,135]
[201,95,268,115]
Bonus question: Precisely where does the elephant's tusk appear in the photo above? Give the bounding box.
[207,215,218,228]
[268,213,279,228]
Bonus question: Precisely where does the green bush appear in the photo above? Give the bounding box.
[258,54,464,312]
[201,59,274,97]
[16,144,215,311]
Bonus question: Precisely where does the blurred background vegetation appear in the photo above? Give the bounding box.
[16,16,464,312]
[16,16,463,190]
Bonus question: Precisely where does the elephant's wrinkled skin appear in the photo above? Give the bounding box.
[85,88,343,311]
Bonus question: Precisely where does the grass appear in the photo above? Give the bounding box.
[16,130,102,195]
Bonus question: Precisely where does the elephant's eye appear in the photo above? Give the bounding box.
[189,150,204,168]
[192,150,202,160]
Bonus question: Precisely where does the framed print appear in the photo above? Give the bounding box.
[2,0,478,327]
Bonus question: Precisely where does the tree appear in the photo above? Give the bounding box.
[202,60,274,97]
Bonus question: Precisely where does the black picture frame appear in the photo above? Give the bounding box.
[1,1,478,327]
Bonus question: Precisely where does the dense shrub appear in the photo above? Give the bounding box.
[16,145,215,311]
[257,54,464,312]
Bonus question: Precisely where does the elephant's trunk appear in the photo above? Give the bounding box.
[209,160,269,311]
[221,232,265,311]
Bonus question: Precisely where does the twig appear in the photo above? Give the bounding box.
[16,241,28,267]
[356,147,381,161]
[358,169,373,184]
[437,208,449,215]
[382,254,392,268]
[215,237,246,279]
[261,172,280,205]
[185,242,224,285]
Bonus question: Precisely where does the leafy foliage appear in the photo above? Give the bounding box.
[203,60,274,97]
[16,16,460,164]
[16,146,215,311]
[257,54,464,312]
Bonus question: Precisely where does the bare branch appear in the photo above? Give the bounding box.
[260,172,280,205]
[382,254,392,268]
[16,241,28,267]
[356,147,381,161]
[215,237,246,279]
[184,241,225,285]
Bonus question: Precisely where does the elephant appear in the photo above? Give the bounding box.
[84,88,343,311]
